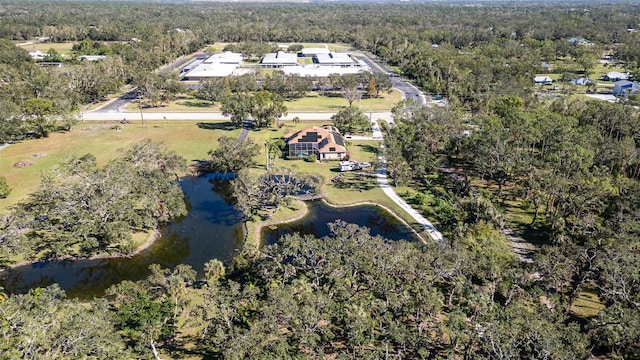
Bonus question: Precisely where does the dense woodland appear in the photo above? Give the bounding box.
[1,1,640,358]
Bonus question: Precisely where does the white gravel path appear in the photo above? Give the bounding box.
[371,119,445,243]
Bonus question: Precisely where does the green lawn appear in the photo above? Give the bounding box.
[17,41,77,54]
[543,57,628,93]
[570,291,606,319]
[284,90,401,112]
[0,121,239,211]
[203,42,353,53]
[243,121,431,244]
[123,90,401,113]
[133,98,222,113]
[1,118,434,254]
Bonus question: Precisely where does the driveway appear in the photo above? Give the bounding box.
[81,53,445,243]
[374,146,444,243]
[585,94,617,103]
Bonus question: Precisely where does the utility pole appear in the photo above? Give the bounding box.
[139,95,146,128]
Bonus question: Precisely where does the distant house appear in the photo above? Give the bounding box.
[602,71,629,82]
[29,50,46,59]
[613,80,640,97]
[540,62,551,72]
[570,77,593,85]
[534,76,553,85]
[79,55,106,61]
[285,125,347,160]
[568,37,594,46]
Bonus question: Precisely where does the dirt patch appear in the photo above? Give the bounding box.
[13,159,34,168]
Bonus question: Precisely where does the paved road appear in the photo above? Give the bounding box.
[92,52,433,117]
[354,53,427,105]
[94,90,139,113]
[81,52,445,243]
[92,52,207,113]
[83,110,395,122]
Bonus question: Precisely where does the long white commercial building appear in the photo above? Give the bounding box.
[182,52,244,80]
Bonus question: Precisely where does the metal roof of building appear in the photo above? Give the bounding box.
[203,51,243,64]
[261,51,298,65]
[182,63,239,79]
[281,65,369,77]
[315,52,354,65]
[300,47,331,55]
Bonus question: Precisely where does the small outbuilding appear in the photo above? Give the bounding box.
[602,71,629,82]
[613,80,640,97]
[534,76,553,85]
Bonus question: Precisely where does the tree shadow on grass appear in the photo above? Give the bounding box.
[178,100,213,108]
[196,122,239,131]
[331,172,377,192]
[355,144,379,155]
[164,333,216,360]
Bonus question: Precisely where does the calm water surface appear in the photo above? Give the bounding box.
[262,201,418,244]
[0,173,244,299]
[1,175,417,300]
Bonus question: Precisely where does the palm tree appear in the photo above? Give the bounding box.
[265,138,285,171]
[204,259,225,283]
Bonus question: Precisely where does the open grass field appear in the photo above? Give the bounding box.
[284,91,401,112]
[132,98,222,113]
[0,121,240,211]
[204,42,353,53]
[297,42,354,52]
[17,41,77,54]
[123,90,401,113]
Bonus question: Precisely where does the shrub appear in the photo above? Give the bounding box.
[303,154,317,162]
[0,176,11,198]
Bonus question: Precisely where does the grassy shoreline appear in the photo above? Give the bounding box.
[0,228,158,271]
[245,193,429,251]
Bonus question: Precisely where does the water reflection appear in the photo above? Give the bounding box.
[1,175,417,300]
[0,173,244,299]
[262,201,417,245]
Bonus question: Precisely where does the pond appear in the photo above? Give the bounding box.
[262,200,418,245]
[0,173,244,300]
[1,174,417,300]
